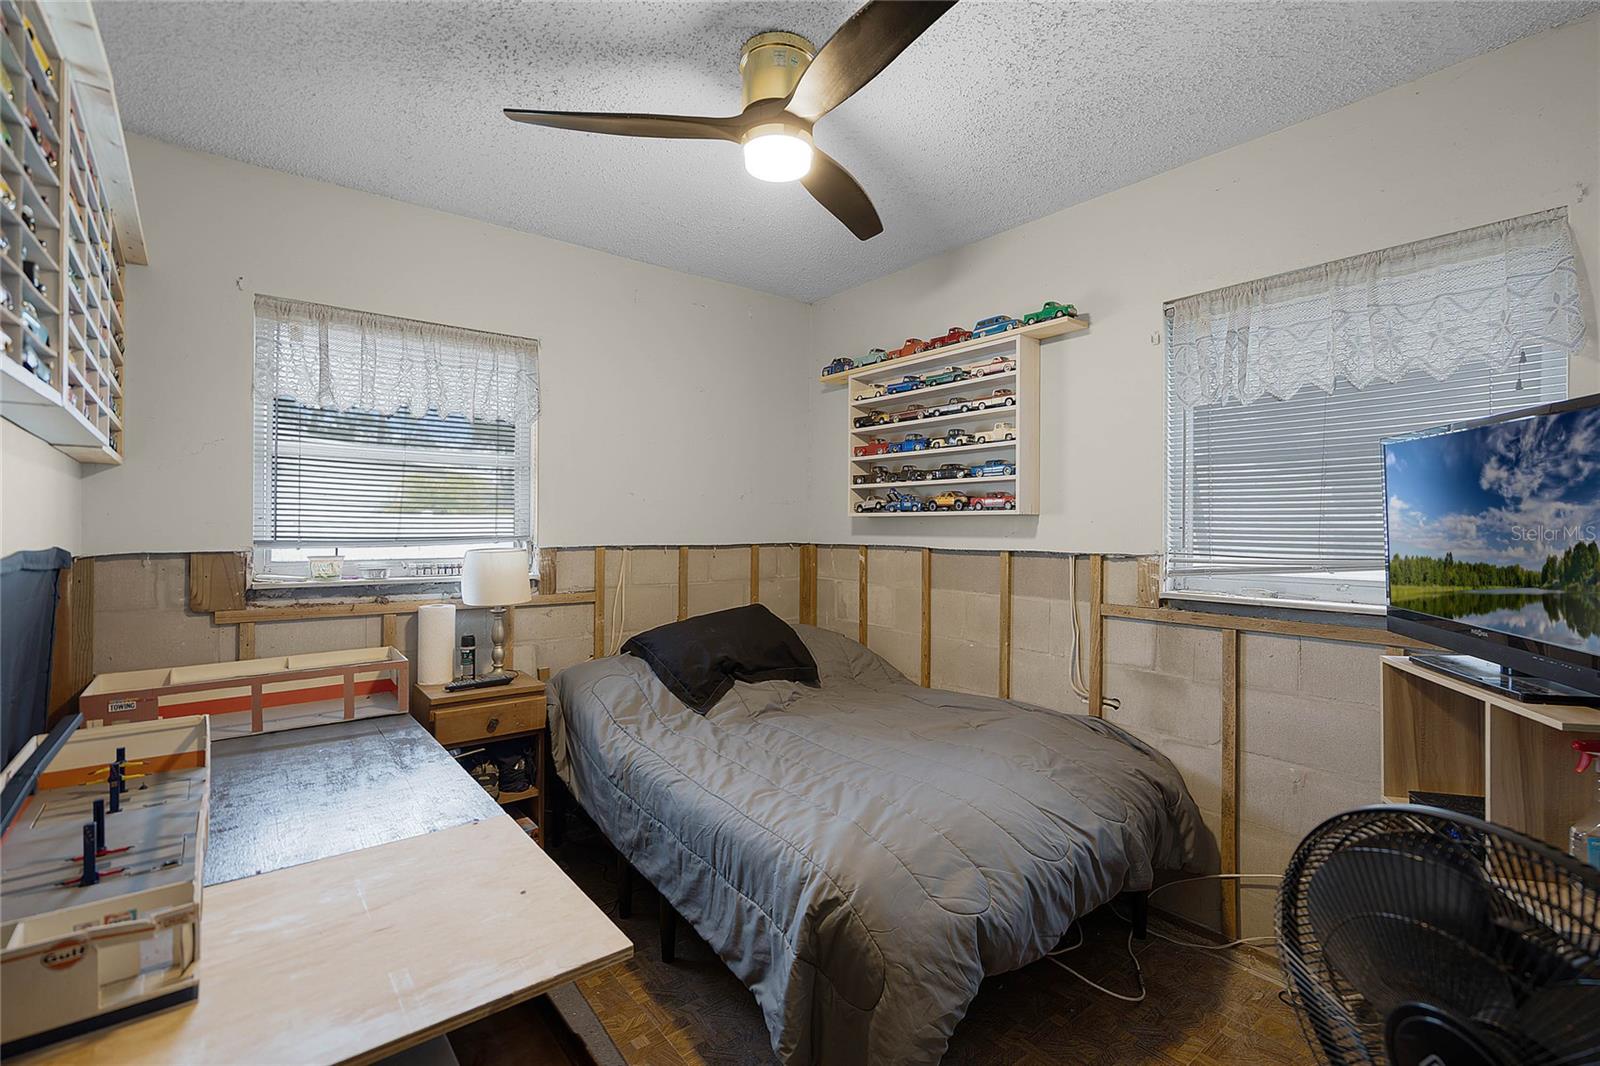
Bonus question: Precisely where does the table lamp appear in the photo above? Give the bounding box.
[461,547,533,678]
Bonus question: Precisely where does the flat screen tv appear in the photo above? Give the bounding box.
[1385,393,1600,704]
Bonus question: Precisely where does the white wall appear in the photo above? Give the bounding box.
[806,15,1600,554]
[0,420,82,554]
[80,136,816,555]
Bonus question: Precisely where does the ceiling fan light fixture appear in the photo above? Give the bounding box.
[743,123,813,183]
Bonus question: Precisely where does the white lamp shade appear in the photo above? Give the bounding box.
[461,548,533,607]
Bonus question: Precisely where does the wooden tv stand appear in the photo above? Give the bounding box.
[1381,655,1600,849]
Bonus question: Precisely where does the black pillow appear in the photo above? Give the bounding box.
[621,604,819,714]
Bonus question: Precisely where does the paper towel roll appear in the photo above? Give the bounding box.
[417,604,457,686]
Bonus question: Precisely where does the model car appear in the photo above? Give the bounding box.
[972,389,1016,410]
[855,384,888,401]
[931,428,978,448]
[970,356,1017,377]
[972,314,1021,338]
[1022,300,1078,325]
[853,465,892,485]
[883,490,925,513]
[853,410,893,428]
[884,375,924,396]
[892,433,931,453]
[925,396,972,418]
[20,300,47,346]
[896,464,927,482]
[858,348,890,367]
[855,495,888,513]
[929,463,967,481]
[927,326,973,349]
[990,421,1017,440]
[921,366,970,387]
[925,491,969,511]
[854,438,891,457]
[823,357,855,376]
[24,17,53,81]
[970,491,1018,510]
[888,338,926,359]
[852,469,878,485]
[892,403,927,423]
[968,458,1017,478]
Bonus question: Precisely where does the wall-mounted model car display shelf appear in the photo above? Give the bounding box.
[0,0,143,466]
[846,331,1041,517]
[818,311,1086,385]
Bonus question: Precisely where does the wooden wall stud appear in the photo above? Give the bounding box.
[858,546,869,646]
[750,545,760,604]
[920,548,932,687]
[593,547,606,659]
[537,548,558,594]
[1220,628,1240,940]
[237,622,257,661]
[998,551,1013,699]
[381,614,398,652]
[1087,554,1105,717]
[799,545,818,626]
[678,547,689,621]
[1136,556,1161,608]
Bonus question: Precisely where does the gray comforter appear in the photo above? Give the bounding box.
[549,625,1202,1065]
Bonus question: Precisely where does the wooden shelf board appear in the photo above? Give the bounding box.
[1380,655,1600,732]
[851,474,1017,491]
[819,314,1085,385]
[853,504,1027,517]
[850,369,1016,410]
[851,403,1018,437]
[850,439,1016,463]
[497,786,541,805]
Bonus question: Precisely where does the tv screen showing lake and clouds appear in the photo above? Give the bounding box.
[1386,403,1600,656]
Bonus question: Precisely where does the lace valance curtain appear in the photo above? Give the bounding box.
[254,296,539,425]
[1168,208,1587,410]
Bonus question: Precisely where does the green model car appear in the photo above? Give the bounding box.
[1021,300,1078,325]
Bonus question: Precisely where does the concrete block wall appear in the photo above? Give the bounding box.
[862,547,922,681]
[816,546,859,640]
[929,552,1003,696]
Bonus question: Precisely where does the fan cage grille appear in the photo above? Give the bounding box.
[1276,805,1600,1066]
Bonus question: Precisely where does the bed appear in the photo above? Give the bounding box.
[549,622,1202,1066]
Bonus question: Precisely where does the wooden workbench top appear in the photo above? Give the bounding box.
[18,815,632,1065]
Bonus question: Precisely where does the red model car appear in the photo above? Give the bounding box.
[854,438,891,457]
[888,338,926,359]
[970,491,1018,511]
[927,326,973,349]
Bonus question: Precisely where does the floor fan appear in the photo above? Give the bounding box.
[1277,805,1600,1066]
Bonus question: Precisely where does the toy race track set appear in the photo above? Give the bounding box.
[1,713,210,1056]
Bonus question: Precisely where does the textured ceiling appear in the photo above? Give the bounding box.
[100,1,1594,302]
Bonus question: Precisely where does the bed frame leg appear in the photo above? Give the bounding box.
[617,852,634,920]
[1128,890,1149,941]
[660,902,677,964]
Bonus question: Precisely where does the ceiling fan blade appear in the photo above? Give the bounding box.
[504,109,743,142]
[802,149,882,241]
[785,0,956,123]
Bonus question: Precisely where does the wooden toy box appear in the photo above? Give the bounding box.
[79,647,411,739]
[1,715,210,1055]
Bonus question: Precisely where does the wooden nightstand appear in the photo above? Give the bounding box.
[412,672,549,847]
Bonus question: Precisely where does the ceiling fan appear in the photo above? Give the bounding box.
[504,1,957,241]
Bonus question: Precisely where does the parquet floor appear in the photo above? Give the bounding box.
[552,826,1316,1066]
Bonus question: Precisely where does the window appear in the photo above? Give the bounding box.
[1164,209,1585,611]
[252,297,538,584]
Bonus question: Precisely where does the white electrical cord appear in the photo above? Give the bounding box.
[606,549,630,656]
[1045,873,1285,1003]
[1065,556,1119,713]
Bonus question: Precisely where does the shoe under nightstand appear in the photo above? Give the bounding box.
[412,670,549,847]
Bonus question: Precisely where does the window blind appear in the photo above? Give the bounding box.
[1164,210,1582,610]
[252,298,536,549]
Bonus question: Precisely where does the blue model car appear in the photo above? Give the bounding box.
[892,434,930,453]
[968,458,1017,478]
[885,375,923,396]
[823,357,854,376]
[883,490,924,512]
[971,314,1021,339]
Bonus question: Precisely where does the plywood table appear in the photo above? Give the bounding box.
[17,811,632,1065]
